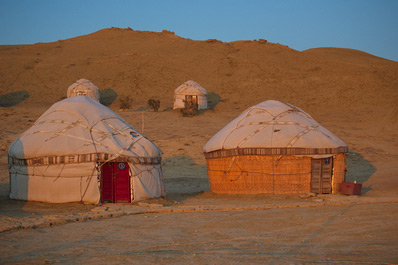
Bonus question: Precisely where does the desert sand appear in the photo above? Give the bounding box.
[0,27,397,264]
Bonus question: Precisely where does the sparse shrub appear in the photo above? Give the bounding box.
[119,95,132,110]
[181,100,199,117]
[100,89,118,106]
[148,99,160,112]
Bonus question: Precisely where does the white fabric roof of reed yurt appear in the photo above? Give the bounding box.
[203,100,347,157]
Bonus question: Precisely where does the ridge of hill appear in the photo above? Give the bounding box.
[0,27,397,130]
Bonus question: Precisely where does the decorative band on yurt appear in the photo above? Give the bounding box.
[9,153,162,166]
[204,146,348,159]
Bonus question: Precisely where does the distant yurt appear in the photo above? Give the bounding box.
[173,80,208,110]
[8,96,165,204]
[203,100,348,195]
[67,78,100,102]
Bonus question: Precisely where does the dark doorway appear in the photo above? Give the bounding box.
[101,162,131,203]
[311,158,333,194]
[185,95,198,105]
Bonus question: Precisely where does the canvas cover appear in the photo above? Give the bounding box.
[67,78,100,102]
[173,80,208,109]
[8,96,165,204]
[203,100,347,158]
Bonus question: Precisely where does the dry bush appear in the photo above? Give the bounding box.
[119,95,132,110]
[148,99,160,112]
[181,100,199,117]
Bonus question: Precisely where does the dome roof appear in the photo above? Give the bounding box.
[203,100,347,157]
[175,80,207,96]
[9,96,161,161]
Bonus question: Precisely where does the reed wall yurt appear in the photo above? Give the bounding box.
[173,80,208,110]
[8,96,165,204]
[67,78,100,102]
[203,100,348,195]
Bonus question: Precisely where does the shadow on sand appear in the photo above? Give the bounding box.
[207,92,221,110]
[345,151,376,194]
[0,182,94,219]
[162,155,209,202]
[0,90,30,107]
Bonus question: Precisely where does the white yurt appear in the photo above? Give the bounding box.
[67,78,100,102]
[203,100,348,195]
[8,96,165,204]
[173,80,208,109]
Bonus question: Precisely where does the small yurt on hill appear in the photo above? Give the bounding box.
[67,78,100,102]
[8,96,165,204]
[203,100,348,195]
[173,80,208,110]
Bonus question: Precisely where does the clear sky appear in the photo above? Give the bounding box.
[1,0,397,61]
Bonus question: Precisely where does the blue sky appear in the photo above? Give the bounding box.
[1,0,397,61]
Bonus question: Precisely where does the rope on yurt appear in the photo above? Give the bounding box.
[52,163,66,182]
[222,156,245,181]
[216,153,312,183]
[271,120,275,193]
[80,164,99,203]
[210,168,311,176]
[89,121,103,203]
[217,102,326,153]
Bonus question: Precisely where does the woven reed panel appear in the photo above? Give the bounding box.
[206,155,311,194]
[332,153,346,194]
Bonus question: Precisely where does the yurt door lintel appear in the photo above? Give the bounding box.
[101,162,131,203]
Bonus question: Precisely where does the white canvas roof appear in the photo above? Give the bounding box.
[67,78,100,101]
[175,80,207,96]
[8,96,164,203]
[203,100,347,157]
[10,96,160,159]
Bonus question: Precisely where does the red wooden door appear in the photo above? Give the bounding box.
[114,162,131,203]
[101,162,131,203]
[101,163,114,202]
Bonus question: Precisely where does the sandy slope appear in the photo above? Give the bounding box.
[0,28,397,263]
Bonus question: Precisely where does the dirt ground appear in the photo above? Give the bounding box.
[1,203,397,264]
[1,28,398,264]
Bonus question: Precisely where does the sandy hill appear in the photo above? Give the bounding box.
[1,27,396,115]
